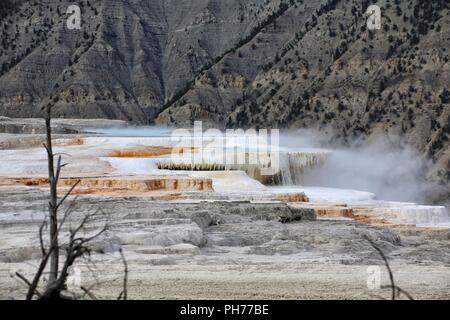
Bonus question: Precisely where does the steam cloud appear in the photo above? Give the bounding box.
[281,129,433,202]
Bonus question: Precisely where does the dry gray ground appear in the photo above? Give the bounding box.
[0,186,449,300]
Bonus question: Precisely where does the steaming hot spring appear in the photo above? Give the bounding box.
[0,126,448,229]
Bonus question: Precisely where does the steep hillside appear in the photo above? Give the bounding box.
[0,0,283,121]
[155,0,450,202]
[0,0,449,202]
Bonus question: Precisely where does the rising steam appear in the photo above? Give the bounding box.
[280,129,433,202]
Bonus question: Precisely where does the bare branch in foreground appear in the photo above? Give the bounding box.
[16,98,127,300]
[81,286,98,300]
[15,272,42,299]
[366,238,414,300]
[118,249,128,300]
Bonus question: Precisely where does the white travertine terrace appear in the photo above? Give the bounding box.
[0,131,448,228]
[0,126,449,300]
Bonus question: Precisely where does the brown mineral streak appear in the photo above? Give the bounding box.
[107,147,195,158]
[0,176,214,194]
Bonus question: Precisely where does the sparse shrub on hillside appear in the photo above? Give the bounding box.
[439,88,450,104]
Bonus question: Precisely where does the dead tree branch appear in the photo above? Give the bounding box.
[17,98,128,300]
[15,272,42,299]
[366,238,414,300]
[81,286,98,300]
[118,249,128,300]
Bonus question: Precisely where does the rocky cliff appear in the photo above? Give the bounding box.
[0,0,285,121]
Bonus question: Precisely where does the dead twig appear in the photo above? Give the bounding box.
[80,286,98,300]
[56,180,81,210]
[15,272,42,299]
[118,249,128,300]
[38,219,48,257]
[366,238,414,300]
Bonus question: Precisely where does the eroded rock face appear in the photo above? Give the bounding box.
[0,118,127,135]
[0,118,77,134]
[0,0,283,122]
[191,211,214,229]
[0,187,449,299]
[2,176,215,193]
[0,247,42,263]
[0,187,447,266]
[119,223,207,247]
[275,193,309,203]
